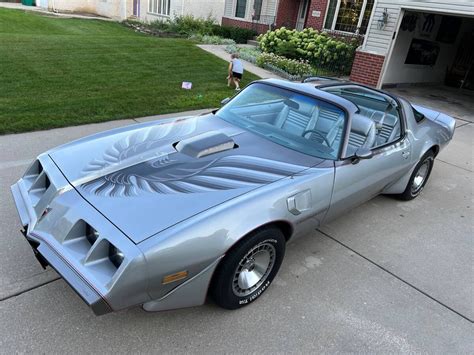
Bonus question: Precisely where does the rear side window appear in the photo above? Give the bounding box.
[412,107,425,123]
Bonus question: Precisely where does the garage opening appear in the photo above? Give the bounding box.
[382,11,474,91]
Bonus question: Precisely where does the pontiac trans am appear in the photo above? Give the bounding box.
[11,79,455,315]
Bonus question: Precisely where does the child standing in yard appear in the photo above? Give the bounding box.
[227,53,244,91]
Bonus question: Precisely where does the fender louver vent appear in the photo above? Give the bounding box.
[23,160,51,207]
[63,220,123,278]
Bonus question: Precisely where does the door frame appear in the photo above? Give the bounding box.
[296,0,310,31]
[133,0,140,17]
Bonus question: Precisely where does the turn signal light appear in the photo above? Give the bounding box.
[162,271,188,285]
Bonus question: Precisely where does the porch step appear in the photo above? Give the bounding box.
[247,39,259,47]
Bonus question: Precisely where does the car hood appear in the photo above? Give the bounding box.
[49,114,321,243]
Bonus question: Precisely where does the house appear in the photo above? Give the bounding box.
[223,1,474,90]
[350,0,474,88]
[222,0,376,35]
[37,0,225,23]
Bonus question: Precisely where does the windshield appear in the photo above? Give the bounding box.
[216,83,346,160]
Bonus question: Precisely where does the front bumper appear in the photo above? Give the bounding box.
[23,231,112,315]
[10,155,149,315]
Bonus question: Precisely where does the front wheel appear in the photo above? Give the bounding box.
[210,227,286,310]
[397,151,434,200]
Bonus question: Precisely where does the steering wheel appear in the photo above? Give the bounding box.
[302,129,330,147]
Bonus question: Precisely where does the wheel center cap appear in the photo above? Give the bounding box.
[243,259,255,271]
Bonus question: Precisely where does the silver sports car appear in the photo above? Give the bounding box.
[11,78,455,315]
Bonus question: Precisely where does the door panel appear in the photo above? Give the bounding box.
[324,138,412,221]
[287,163,335,239]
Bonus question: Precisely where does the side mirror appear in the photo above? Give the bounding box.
[221,97,231,106]
[352,147,373,164]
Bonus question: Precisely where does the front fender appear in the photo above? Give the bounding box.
[138,165,334,306]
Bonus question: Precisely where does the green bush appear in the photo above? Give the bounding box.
[256,52,312,76]
[258,27,358,71]
[189,34,236,45]
[148,15,216,36]
[142,18,255,43]
[225,45,261,64]
[148,19,174,33]
[212,25,257,44]
[171,15,215,35]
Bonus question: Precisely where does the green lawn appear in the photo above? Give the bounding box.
[0,9,259,134]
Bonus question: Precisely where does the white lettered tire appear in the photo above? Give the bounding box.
[210,227,286,309]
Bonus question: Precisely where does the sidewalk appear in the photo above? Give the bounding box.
[197,44,286,80]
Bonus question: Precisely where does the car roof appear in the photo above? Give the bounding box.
[255,78,359,115]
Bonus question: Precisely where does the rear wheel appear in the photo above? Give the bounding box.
[397,151,434,200]
[211,227,285,310]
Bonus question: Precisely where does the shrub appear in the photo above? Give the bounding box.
[256,52,312,76]
[169,15,216,35]
[258,27,358,72]
[189,34,236,45]
[148,19,174,33]
[225,45,261,64]
[212,25,257,44]
[147,15,216,36]
[274,40,299,59]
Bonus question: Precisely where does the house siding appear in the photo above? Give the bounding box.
[223,0,279,22]
[364,0,474,55]
[224,0,233,17]
[140,0,225,23]
[182,0,225,22]
[44,0,225,22]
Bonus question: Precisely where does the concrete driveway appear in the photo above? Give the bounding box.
[0,99,472,352]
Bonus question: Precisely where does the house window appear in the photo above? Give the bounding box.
[324,0,375,35]
[253,0,263,20]
[148,0,171,16]
[235,0,247,18]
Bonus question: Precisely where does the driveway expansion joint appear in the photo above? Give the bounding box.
[316,229,473,324]
[1,275,61,302]
[437,159,473,173]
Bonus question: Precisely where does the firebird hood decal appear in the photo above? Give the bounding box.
[77,118,307,196]
[81,155,308,197]
[49,114,323,243]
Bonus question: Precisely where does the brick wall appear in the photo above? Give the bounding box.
[305,0,329,30]
[349,51,386,87]
[223,0,329,33]
[275,0,299,28]
[221,17,271,34]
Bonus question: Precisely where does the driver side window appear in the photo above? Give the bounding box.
[323,86,402,152]
[373,104,401,148]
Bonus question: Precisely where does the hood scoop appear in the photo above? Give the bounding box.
[175,131,237,158]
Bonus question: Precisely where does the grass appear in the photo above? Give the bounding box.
[0,9,259,134]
